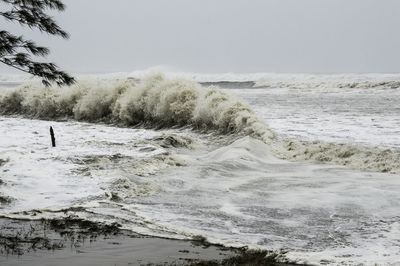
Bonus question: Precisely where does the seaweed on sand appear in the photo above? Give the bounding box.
[0,217,121,256]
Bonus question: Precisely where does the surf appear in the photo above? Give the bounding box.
[1,73,399,174]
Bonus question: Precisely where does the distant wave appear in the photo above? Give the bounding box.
[255,79,400,90]
[199,74,400,90]
[127,71,400,90]
[2,72,400,89]
[1,73,399,174]
[199,81,256,89]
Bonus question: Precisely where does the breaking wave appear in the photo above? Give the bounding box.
[0,74,274,142]
[1,73,400,174]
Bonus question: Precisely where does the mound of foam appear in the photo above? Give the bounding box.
[274,139,400,174]
[206,136,281,164]
[0,74,274,142]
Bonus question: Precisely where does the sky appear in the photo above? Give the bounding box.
[1,0,400,74]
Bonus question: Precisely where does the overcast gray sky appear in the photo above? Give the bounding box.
[1,0,400,74]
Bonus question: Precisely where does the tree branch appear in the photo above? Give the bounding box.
[0,0,74,86]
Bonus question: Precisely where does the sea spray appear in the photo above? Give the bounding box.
[0,74,274,142]
[1,74,400,174]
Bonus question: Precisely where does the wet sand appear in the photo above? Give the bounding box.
[0,217,291,266]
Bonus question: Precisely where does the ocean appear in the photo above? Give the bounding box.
[0,72,399,265]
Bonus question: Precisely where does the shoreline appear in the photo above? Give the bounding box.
[0,217,297,266]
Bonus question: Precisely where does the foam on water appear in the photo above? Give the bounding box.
[0,117,187,213]
[13,135,395,265]
[227,86,400,148]
[124,137,400,265]
[1,74,400,173]
[1,73,400,265]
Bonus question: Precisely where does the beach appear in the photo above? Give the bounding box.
[0,217,291,266]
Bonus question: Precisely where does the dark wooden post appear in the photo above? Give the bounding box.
[50,126,56,147]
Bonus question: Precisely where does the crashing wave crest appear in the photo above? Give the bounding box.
[0,74,274,142]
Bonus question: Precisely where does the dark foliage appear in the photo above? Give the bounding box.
[0,0,75,86]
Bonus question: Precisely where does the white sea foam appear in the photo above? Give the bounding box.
[1,73,400,265]
[0,117,196,213]
[90,136,400,265]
